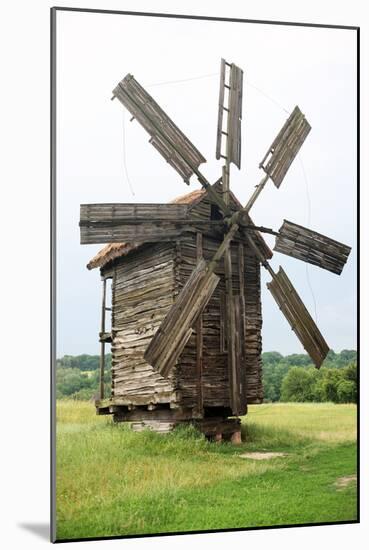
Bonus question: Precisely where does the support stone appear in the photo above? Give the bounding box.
[231,430,242,445]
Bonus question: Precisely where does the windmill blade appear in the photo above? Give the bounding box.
[216,59,243,169]
[274,220,351,275]
[259,106,311,188]
[80,203,188,244]
[145,224,239,377]
[267,266,329,368]
[112,74,206,184]
[79,203,226,244]
[144,258,220,378]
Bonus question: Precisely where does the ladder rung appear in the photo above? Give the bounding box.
[222,106,229,112]
[220,154,228,160]
[221,131,228,136]
[224,84,231,90]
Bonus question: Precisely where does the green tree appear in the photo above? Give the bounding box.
[336,380,356,403]
[280,367,316,402]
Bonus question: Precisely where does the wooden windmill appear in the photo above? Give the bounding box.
[80,59,351,440]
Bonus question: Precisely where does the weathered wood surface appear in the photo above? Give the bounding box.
[112,74,206,184]
[216,59,243,168]
[195,232,204,415]
[174,189,263,408]
[259,106,311,188]
[144,258,220,378]
[80,203,229,244]
[267,266,329,368]
[99,278,107,400]
[174,232,263,410]
[215,58,226,162]
[237,243,247,411]
[100,186,264,413]
[97,391,179,412]
[274,219,351,275]
[227,62,243,169]
[80,203,188,244]
[108,243,177,404]
[224,246,239,414]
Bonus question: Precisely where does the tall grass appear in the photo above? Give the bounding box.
[56,401,357,540]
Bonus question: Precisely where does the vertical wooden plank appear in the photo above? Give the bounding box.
[220,292,227,353]
[99,278,107,400]
[216,59,226,160]
[237,242,247,410]
[238,243,245,304]
[196,232,204,416]
[223,117,238,414]
[224,246,238,415]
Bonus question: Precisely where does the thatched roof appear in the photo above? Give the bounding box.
[86,186,272,270]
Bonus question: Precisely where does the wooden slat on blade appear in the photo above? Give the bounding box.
[144,259,220,377]
[267,267,329,368]
[215,59,226,161]
[259,106,311,188]
[228,63,243,169]
[112,74,206,183]
[275,220,351,275]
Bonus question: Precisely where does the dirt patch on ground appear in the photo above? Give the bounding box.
[239,452,288,460]
[334,475,357,490]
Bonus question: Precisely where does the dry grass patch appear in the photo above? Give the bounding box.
[334,475,357,490]
[239,452,288,460]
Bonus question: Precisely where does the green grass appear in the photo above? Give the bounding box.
[56,402,357,540]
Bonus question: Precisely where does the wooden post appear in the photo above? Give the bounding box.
[238,243,247,410]
[223,65,239,416]
[99,278,107,400]
[231,430,242,445]
[196,232,204,417]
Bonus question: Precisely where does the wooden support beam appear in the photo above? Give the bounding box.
[196,232,204,417]
[238,243,248,411]
[222,160,239,416]
[99,278,107,400]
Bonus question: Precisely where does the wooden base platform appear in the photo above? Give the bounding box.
[97,400,243,443]
[126,417,242,442]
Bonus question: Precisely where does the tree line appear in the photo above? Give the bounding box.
[262,350,357,404]
[55,350,357,403]
[56,354,112,400]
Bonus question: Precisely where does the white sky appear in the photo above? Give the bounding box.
[56,10,357,357]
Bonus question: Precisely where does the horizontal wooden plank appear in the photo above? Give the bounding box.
[81,203,188,220]
[80,203,229,244]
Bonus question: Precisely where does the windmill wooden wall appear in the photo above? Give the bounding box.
[99,188,264,416]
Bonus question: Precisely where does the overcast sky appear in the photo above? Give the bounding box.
[56,10,357,358]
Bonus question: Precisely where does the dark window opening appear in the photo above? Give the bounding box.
[211,204,223,220]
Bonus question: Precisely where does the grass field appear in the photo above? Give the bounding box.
[55,402,357,540]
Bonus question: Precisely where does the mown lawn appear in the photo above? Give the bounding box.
[55,402,357,540]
